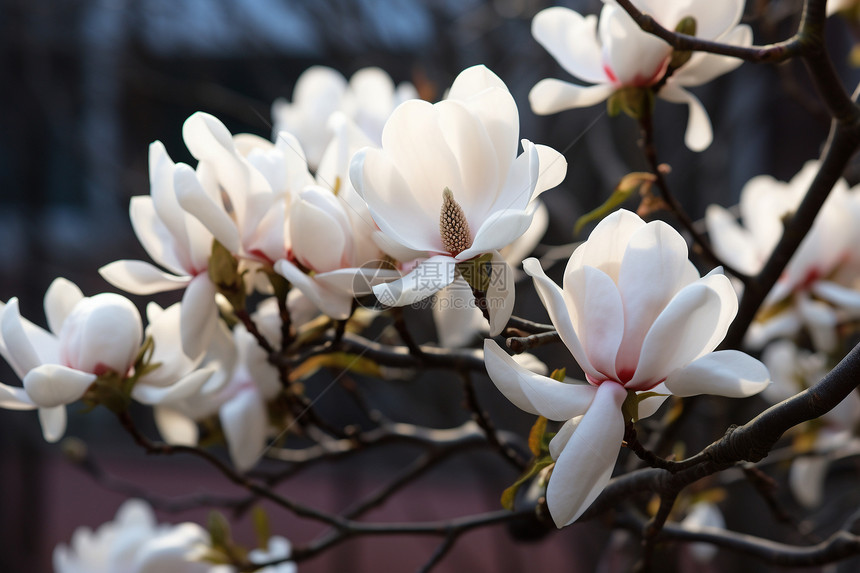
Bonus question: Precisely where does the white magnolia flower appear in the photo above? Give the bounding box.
[484,210,770,526]
[0,278,142,442]
[247,536,297,573]
[272,66,418,169]
[433,201,549,347]
[350,64,567,335]
[54,499,233,573]
[154,297,288,472]
[529,1,752,151]
[761,339,860,508]
[99,140,222,358]
[274,114,399,319]
[706,161,860,352]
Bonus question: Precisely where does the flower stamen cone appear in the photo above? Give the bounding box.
[439,187,472,256]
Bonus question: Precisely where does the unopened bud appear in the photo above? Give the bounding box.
[606,87,655,120]
[669,17,697,70]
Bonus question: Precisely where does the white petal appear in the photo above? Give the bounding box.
[546,381,627,526]
[534,144,568,197]
[372,256,457,307]
[659,84,713,152]
[23,364,97,408]
[154,406,199,446]
[274,259,355,319]
[39,406,67,443]
[629,276,734,390]
[797,295,838,352]
[44,278,84,335]
[568,209,646,282]
[1,299,43,377]
[99,260,190,295]
[458,208,537,262]
[531,8,608,84]
[812,280,860,310]
[704,204,761,275]
[523,258,601,381]
[290,198,348,273]
[548,417,581,460]
[486,253,514,336]
[432,279,483,348]
[529,79,615,115]
[675,25,752,87]
[180,274,219,358]
[484,339,596,420]
[600,5,671,86]
[0,382,36,410]
[502,200,548,268]
[746,312,802,350]
[564,266,625,381]
[129,195,190,275]
[132,367,215,405]
[174,163,240,254]
[789,455,829,508]
[664,351,770,398]
[220,389,268,472]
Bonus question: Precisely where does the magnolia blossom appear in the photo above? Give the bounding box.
[154,297,289,472]
[54,499,296,573]
[528,2,752,151]
[350,65,567,335]
[761,340,860,508]
[99,139,223,358]
[272,66,417,169]
[484,210,769,526]
[274,113,400,318]
[706,161,860,352]
[0,278,142,442]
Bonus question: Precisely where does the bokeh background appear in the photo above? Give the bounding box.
[2,0,860,571]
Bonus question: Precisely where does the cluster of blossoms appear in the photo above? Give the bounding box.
[11,1,860,569]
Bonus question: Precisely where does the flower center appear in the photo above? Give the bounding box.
[439,187,472,256]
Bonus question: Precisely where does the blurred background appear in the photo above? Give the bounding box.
[2,0,860,571]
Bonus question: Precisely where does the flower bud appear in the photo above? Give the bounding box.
[58,293,143,376]
[290,186,353,273]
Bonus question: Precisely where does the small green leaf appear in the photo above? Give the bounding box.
[528,416,548,457]
[252,506,271,550]
[290,352,382,382]
[605,87,654,121]
[501,457,554,511]
[669,17,697,69]
[549,368,566,382]
[208,240,246,310]
[621,389,669,423]
[574,172,657,235]
[207,511,231,549]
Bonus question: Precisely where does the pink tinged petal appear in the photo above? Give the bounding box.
[173,163,240,254]
[23,364,97,408]
[458,208,537,261]
[664,350,770,398]
[675,26,752,87]
[546,380,627,527]
[812,280,860,310]
[568,209,646,282]
[628,276,733,390]
[132,367,216,405]
[531,8,608,84]
[372,255,457,307]
[432,279,483,348]
[99,260,190,295]
[39,406,67,443]
[1,298,43,377]
[129,196,190,275]
[704,204,762,275]
[483,339,597,420]
[274,259,355,320]
[0,382,36,410]
[658,84,713,152]
[44,278,84,335]
[797,294,838,353]
[523,258,601,380]
[486,253,515,337]
[220,389,268,472]
[600,6,672,86]
[534,144,568,197]
[349,148,440,254]
[564,266,625,381]
[529,79,615,115]
[154,406,199,446]
[180,274,219,359]
[615,220,696,376]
